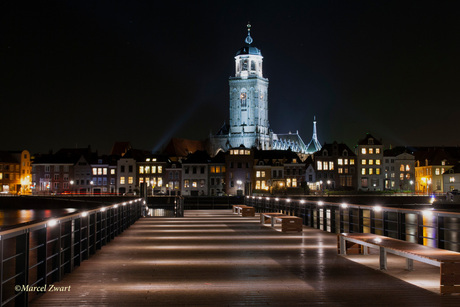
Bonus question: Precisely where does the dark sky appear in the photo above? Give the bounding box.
[1,1,459,154]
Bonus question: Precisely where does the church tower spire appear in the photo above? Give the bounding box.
[306,116,322,153]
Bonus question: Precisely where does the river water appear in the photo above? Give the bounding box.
[0,208,79,230]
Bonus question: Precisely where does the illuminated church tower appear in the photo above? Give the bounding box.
[209,24,312,158]
[228,24,271,149]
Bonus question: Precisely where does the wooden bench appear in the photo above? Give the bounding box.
[260,212,286,224]
[338,233,460,295]
[232,205,255,217]
[260,213,302,232]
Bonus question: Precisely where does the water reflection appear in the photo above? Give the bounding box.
[0,208,77,229]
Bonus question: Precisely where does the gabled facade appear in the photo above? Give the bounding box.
[314,142,357,191]
[165,162,182,196]
[356,134,384,191]
[182,150,211,196]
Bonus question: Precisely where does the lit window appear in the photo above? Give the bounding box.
[92,168,97,175]
[158,166,162,173]
[317,161,322,171]
[435,168,440,175]
[369,160,373,165]
[329,161,334,170]
[292,178,297,187]
[369,168,373,175]
[158,178,162,187]
[450,177,455,183]
[256,181,261,189]
[361,168,366,175]
[110,169,115,175]
[323,161,328,170]
[400,165,404,172]
[139,166,144,174]
[376,148,380,154]
[145,166,150,174]
[262,180,267,189]
[406,174,410,179]
[286,178,291,187]
[211,166,216,173]
[184,180,190,188]
[406,165,410,171]
[376,168,380,175]
[98,168,102,175]
[103,168,107,175]
[338,159,343,165]
[120,177,125,184]
[152,166,157,173]
[240,150,245,155]
[192,181,197,188]
[338,168,343,174]
[362,159,367,165]
[350,159,355,165]
[128,177,133,184]
[376,160,381,165]
[256,171,261,178]
[139,177,144,184]
[362,148,366,154]
[245,150,250,155]
[369,148,374,154]
[400,173,404,180]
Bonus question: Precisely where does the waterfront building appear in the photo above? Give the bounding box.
[383,148,415,192]
[209,24,311,157]
[444,163,460,195]
[252,149,304,195]
[225,147,254,195]
[32,148,94,195]
[356,134,384,191]
[0,150,32,195]
[165,161,182,196]
[209,152,226,196]
[304,156,318,192]
[117,153,137,195]
[181,150,211,196]
[414,148,457,194]
[314,142,357,191]
[90,156,118,195]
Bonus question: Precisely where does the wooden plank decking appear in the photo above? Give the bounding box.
[30,210,460,306]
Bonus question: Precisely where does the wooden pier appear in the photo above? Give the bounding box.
[30,210,460,306]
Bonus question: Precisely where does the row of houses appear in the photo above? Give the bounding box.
[2,134,460,196]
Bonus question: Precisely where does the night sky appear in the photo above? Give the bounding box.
[2,1,459,154]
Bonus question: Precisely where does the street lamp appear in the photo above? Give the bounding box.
[90,180,94,195]
[70,180,74,195]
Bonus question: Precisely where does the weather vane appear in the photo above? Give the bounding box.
[245,22,253,45]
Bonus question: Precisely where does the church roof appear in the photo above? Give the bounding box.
[273,132,309,154]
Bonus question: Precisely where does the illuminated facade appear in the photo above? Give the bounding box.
[0,150,32,194]
[414,148,456,194]
[356,134,384,191]
[210,24,311,157]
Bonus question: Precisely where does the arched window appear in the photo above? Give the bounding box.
[251,61,255,71]
[242,60,248,71]
[240,90,247,108]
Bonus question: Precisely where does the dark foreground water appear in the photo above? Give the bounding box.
[0,208,79,229]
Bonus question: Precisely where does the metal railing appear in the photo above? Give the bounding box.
[0,198,143,307]
[246,196,460,253]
